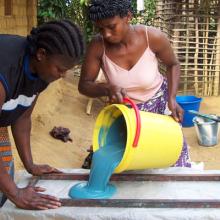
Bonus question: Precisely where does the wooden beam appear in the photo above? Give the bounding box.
[30,173,220,182]
[28,173,220,208]
[60,198,220,208]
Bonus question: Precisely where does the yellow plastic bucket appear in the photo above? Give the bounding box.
[93,98,183,173]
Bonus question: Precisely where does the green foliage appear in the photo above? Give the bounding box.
[131,0,137,13]
[38,0,93,43]
[79,0,90,6]
[67,0,94,43]
[37,0,157,43]
[132,0,157,25]
[37,0,70,24]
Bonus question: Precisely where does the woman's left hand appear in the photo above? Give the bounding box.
[27,164,62,176]
[168,98,184,123]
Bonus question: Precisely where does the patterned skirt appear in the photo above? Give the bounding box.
[136,78,191,167]
[0,127,14,207]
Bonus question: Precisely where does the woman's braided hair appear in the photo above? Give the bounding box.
[88,0,132,21]
[26,20,84,61]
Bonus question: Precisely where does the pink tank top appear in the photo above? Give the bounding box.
[101,26,163,103]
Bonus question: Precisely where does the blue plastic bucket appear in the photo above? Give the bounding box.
[176,96,202,127]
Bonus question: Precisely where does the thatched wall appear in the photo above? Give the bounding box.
[0,0,37,36]
[153,0,220,96]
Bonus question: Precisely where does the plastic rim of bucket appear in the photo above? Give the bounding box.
[115,104,139,173]
[192,116,217,125]
[176,95,202,104]
[92,104,137,173]
[176,95,202,127]
[93,98,141,173]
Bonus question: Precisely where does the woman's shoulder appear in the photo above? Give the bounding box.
[86,34,104,57]
[147,26,165,38]
[133,25,164,40]
[133,24,146,34]
[89,34,103,47]
[89,34,103,48]
[149,28,170,54]
[133,25,168,52]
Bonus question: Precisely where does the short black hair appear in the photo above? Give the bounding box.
[88,0,132,21]
[26,20,84,62]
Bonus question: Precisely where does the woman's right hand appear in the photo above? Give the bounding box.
[108,85,127,103]
[11,186,61,210]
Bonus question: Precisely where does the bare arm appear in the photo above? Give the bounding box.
[0,86,61,209]
[149,27,183,121]
[0,82,18,203]
[11,95,61,175]
[79,36,126,103]
[79,36,109,97]
[11,97,36,172]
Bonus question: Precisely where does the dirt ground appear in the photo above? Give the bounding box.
[11,72,220,171]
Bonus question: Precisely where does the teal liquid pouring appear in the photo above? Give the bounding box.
[69,116,126,199]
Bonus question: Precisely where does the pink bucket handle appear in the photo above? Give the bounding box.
[123,97,141,147]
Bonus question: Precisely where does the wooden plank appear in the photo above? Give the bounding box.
[60,198,220,208]
[28,177,39,187]
[154,14,220,19]
[31,173,220,182]
[28,173,220,208]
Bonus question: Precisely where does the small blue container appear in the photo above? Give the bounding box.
[176,96,202,127]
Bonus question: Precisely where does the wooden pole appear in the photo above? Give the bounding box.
[208,37,216,95]
[30,173,220,182]
[184,0,189,94]
[194,12,199,94]
[61,198,220,208]
[204,17,209,95]
[214,17,220,95]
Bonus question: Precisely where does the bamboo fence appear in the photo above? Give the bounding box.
[153,0,220,96]
[0,0,37,36]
